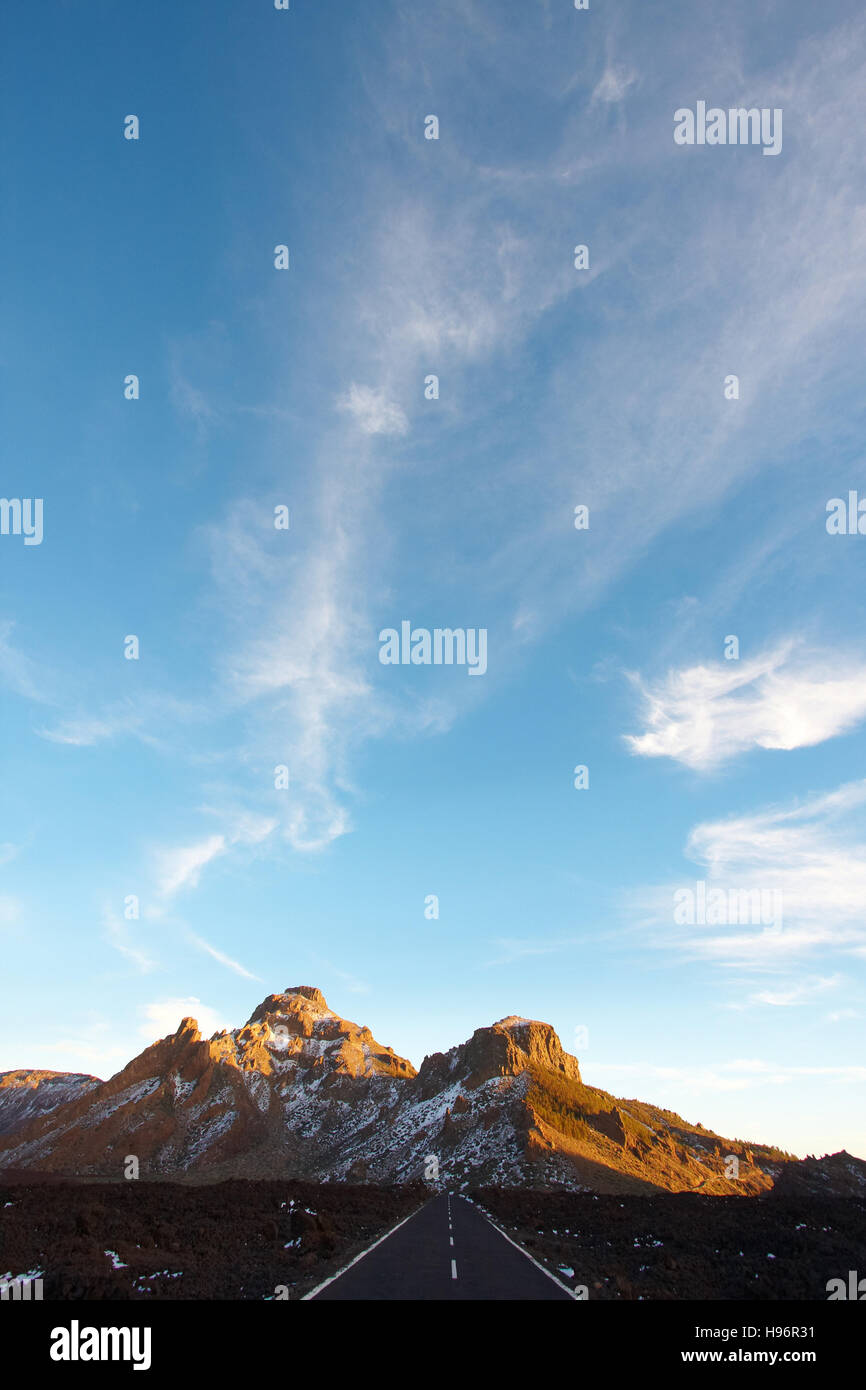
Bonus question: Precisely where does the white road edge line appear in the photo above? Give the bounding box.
[474,1204,582,1301]
[301,1204,427,1300]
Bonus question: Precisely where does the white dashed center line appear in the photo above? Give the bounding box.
[451,1259,458,1280]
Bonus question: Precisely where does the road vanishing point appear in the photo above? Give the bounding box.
[308,1193,576,1301]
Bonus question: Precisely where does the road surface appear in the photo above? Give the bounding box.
[309,1193,575,1301]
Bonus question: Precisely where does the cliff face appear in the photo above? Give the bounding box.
[0,986,855,1196]
[416,1016,581,1097]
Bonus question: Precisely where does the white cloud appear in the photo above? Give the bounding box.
[222,515,378,851]
[637,779,866,969]
[155,815,276,897]
[211,477,454,854]
[156,835,227,897]
[625,645,866,770]
[743,976,842,1009]
[591,64,637,104]
[338,383,408,437]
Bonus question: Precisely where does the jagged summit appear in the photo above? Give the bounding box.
[245,986,331,1027]
[288,986,329,1007]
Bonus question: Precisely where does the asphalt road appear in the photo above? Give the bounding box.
[310,1193,575,1301]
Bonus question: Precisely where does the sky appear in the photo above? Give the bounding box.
[1,0,866,1160]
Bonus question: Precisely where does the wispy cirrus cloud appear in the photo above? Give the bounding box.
[37,692,207,751]
[636,779,866,970]
[338,383,408,437]
[154,813,277,898]
[735,976,843,1009]
[625,645,866,770]
[591,64,637,105]
[102,907,157,975]
[185,933,262,982]
[208,465,455,854]
[211,6,866,860]
[156,835,228,897]
[0,621,53,703]
[12,8,866,891]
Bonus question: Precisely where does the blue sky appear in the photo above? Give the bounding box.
[2,0,866,1159]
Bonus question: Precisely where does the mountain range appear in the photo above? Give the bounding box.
[1,985,862,1196]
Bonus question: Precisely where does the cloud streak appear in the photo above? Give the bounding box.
[637,779,866,969]
[625,645,866,770]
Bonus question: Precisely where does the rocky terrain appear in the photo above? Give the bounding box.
[468,1187,866,1301]
[0,1178,426,1301]
[0,985,861,1198]
[0,1070,101,1137]
[1,1177,861,1302]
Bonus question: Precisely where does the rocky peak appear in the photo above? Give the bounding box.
[494,1016,582,1081]
[288,986,329,1008]
[417,1015,581,1095]
[245,987,331,1027]
[240,986,415,1083]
